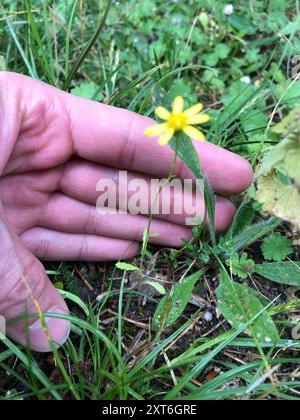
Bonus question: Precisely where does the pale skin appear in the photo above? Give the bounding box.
[0,72,253,351]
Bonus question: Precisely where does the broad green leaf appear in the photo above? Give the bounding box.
[256,173,300,228]
[217,265,279,344]
[255,262,300,286]
[115,262,139,272]
[145,281,166,295]
[226,253,255,280]
[261,233,292,262]
[152,269,204,331]
[215,43,231,60]
[228,14,256,35]
[256,108,300,227]
[71,82,103,101]
[168,79,197,105]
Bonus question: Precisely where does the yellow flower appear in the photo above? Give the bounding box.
[144,96,211,146]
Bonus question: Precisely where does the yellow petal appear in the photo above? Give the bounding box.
[183,103,204,117]
[144,123,168,137]
[155,106,171,120]
[183,126,206,142]
[187,113,211,125]
[172,96,184,114]
[158,128,175,145]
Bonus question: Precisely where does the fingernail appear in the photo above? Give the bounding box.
[28,306,70,352]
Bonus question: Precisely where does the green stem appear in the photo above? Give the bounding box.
[140,135,180,269]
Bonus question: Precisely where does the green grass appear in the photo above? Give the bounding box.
[1,0,300,400]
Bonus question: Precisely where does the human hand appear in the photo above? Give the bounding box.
[0,72,253,351]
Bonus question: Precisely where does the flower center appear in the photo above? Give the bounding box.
[168,113,188,131]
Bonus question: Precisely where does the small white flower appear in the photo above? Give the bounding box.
[224,4,234,16]
[241,76,251,84]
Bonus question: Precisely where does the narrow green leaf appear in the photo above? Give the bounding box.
[0,350,13,363]
[63,0,113,91]
[115,262,139,272]
[226,217,280,256]
[0,55,6,71]
[203,177,216,244]
[23,0,55,85]
[255,262,300,286]
[58,290,90,317]
[0,1,37,79]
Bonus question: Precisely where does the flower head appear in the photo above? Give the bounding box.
[224,4,234,16]
[144,96,210,146]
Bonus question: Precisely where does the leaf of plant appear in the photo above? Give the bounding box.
[226,199,255,240]
[169,135,216,244]
[257,138,300,183]
[169,135,202,179]
[226,253,255,280]
[256,108,300,228]
[272,107,300,136]
[255,262,300,286]
[203,177,216,245]
[145,281,166,295]
[0,55,6,71]
[58,290,89,317]
[261,233,292,262]
[256,140,289,178]
[226,217,280,256]
[71,81,103,101]
[217,265,279,344]
[256,172,300,228]
[152,269,204,331]
[116,262,139,272]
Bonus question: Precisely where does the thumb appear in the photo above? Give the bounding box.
[0,202,70,352]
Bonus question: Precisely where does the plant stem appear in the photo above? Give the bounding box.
[140,135,179,269]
